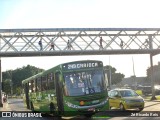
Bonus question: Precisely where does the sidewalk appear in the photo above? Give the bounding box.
[145,99,160,102]
[144,100,160,111]
[0,102,11,111]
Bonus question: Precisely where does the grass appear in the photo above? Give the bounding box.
[135,90,160,100]
[145,95,160,100]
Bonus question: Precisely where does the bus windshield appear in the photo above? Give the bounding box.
[64,70,106,96]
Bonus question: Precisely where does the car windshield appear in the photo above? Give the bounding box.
[120,90,139,97]
[64,70,106,96]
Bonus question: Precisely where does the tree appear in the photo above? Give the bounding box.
[2,79,11,95]
[2,65,44,95]
[146,62,160,84]
[16,87,21,95]
[104,65,125,85]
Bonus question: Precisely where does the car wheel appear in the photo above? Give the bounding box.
[120,103,125,111]
[138,108,143,111]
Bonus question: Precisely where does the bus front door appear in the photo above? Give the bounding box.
[25,83,30,109]
[55,72,64,114]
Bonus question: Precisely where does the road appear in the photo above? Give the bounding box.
[0,98,53,120]
[0,98,160,120]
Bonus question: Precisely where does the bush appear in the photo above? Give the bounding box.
[136,90,143,96]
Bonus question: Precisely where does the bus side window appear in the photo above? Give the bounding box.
[104,72,109,89]
[33,80,36,92]
[22,84,24,94]
[29,80,34,93]
[37,77,42,92]
[42,75,48,91]
[35,79,37,92]
[48,73,55,90]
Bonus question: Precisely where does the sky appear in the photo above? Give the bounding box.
[0,0,160,77]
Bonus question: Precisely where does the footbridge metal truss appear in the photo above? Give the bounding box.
[0,28,160,57]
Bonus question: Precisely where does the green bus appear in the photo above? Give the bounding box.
[22,60,109,117]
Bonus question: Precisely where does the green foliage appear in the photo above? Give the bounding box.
[104,65,125,85]
[2,79,11,94]
[146,63,160,84]
[2,65,44,94]
[15,87,21,95]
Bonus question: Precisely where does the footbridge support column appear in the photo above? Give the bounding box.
[0,58,3,107]
[149,35,156,100]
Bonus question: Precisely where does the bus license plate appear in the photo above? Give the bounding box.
[88,108,95,111]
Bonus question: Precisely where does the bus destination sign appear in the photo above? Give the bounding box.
[63,61,102,70]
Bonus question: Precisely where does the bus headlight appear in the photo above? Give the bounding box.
[139,99,144,103]
[99,99,108,105]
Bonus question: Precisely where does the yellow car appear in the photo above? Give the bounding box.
[108,89,144,111]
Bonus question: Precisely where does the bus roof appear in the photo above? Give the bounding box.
[22,72,43,84]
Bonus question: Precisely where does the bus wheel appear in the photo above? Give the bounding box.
[50,102,55,115]
[84,113,93,118]
[30,102,34,112]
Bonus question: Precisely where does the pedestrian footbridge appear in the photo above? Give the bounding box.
[0,28,160,106]
[0,28,160,57]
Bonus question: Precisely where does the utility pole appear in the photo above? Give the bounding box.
[132,57,136,90]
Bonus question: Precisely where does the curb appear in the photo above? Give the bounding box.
[144,100,160,102]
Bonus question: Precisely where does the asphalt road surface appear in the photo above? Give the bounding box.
[0,98,160,120]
